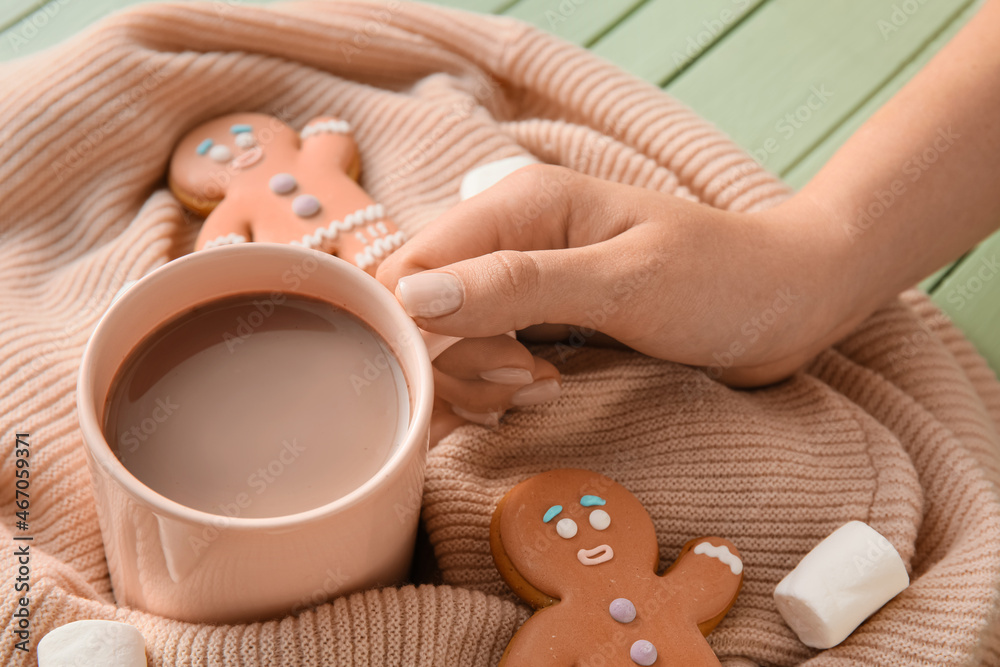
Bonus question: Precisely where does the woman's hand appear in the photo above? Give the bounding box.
[424,332,561,432]
[378,0,1000,433]
[378,165,853,392]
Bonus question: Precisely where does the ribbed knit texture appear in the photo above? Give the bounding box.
[0,2,997,665]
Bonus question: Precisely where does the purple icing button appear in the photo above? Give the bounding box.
[292,194,321,218]
[269,173,297,195]
[630,640,657,666]
[609,598,636,624]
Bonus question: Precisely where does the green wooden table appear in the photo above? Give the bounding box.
[3,0,997,371]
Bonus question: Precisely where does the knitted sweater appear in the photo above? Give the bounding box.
[0,2,998,665]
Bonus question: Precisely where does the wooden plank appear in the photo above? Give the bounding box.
[0,0,47,34]
[589,0,764,84]
[1,0,169,61]
[432,0,517,14]
[919,261,959,294]
[931,232,1000,372]
[783,0,985,188]
[0,0,514,62]
[503,0,647,47]
[0,0,272,62]
[665,0,977,177]
[779,2,983,295]
[1,0,73,57]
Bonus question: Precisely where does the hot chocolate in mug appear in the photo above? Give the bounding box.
[77,243,457,624]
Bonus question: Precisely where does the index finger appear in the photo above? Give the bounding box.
[377,164,605,292]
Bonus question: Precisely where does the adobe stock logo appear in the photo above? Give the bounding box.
[750,85,833,167]
[222,294,287,353]
[945,255,1000,311]
[876,0,928,41]
[844,126,959,243]
[707,287,800,378]
[117,398,180,463]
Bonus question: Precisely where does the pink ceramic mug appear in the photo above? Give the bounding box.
[77,243,449,624]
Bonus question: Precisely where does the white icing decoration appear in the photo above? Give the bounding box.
[290,204,387,250]
[231,146,263,170]
[556,518,577,539]
[589,509,611,531]
[577,544,614,566]
[693,542,743,575]
[203,233,248,249]
[287,202,405,269]
[300,119,352,139]
[235,132,256,148]
[208,144,232,162]
[353,232,406,270]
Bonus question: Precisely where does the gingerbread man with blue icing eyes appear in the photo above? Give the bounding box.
[490,469,744,666]
[168,112,405,274]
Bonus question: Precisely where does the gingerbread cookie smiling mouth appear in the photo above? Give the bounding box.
[230,145,263,170]
[577,544,614,565]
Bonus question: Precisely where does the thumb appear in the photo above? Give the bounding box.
[394,242,623,337]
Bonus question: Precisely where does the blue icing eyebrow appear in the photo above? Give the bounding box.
[542,505,562,523]
[230,124,252,134]
[580,495,606,507]
[196,139,213,155]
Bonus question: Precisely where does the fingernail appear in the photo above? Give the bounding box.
[396,272,463,318]
[452,405,502,428]
[511,378,561,407]
[479,367,534,386]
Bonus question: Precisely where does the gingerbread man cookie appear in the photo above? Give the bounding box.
[490,469,744,666]
[168,112,405,274]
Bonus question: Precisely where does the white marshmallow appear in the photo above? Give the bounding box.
[459,155,540,201]
[774,521,909,649]
[38,620,147,667]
